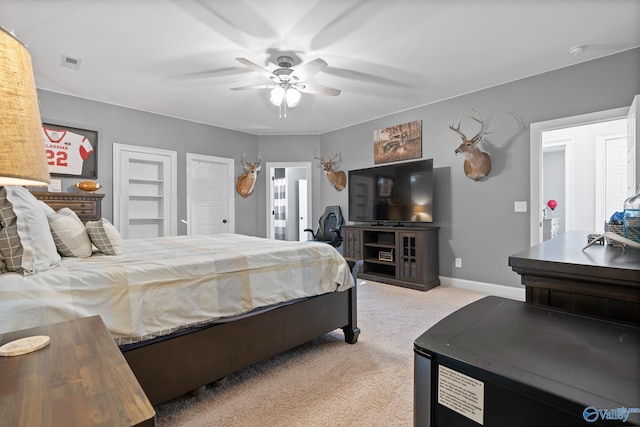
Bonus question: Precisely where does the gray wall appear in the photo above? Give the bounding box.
[37,91,260,236]
[319,48,640,288]
[36,48,640,289]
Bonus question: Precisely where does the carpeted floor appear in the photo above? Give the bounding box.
[154,281,485,426]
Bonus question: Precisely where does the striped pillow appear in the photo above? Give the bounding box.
[0,226,4,273]
[86,218,123,255]
[47,208,93,258]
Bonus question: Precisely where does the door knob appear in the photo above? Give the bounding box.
[222,219,227,223]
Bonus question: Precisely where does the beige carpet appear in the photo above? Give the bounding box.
[154,281,485,426]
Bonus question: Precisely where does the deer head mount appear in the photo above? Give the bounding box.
[236,152,262,198]
[314,151,347,191]
[450,110,491,181]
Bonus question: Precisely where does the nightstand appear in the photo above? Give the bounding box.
[0,316,155,426]
[31,191,105,223]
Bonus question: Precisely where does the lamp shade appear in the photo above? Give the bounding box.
[0,27,50,186]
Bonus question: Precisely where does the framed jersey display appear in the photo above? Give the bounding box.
[42,123,98,179]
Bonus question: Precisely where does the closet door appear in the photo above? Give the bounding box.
[186,153,234,235]
[113,143,177,238]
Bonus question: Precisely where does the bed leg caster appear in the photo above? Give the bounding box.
[343,326,360,344]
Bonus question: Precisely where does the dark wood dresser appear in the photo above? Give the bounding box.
[509,231,640,325]
[32,191,104,222]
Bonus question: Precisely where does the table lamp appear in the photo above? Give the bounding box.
[0,26,51,357]
[0,26,50,187]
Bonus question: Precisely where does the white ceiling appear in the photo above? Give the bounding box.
[2,0,639,136]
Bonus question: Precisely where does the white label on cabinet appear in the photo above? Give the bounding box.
[438,365,484,425]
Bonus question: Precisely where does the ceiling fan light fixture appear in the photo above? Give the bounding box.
[270,86,285,106]
[234,55,340,116]
[286,87,301,107]
[270,85,301,108]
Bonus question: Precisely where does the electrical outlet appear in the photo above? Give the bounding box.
[514,201,528,212]
[455,258,462,268]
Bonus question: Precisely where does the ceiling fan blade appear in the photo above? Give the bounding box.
[297,83,341,96]
[236,58,274,79]
[291,58,328,81]
[230,84,275,91]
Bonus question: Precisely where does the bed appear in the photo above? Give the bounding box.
[0,223,359,405]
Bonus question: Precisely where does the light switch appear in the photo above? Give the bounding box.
[514,201,527,212]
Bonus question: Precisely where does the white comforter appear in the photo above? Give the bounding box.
[0,234,354,344]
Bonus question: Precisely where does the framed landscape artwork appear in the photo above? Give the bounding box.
[373,120,422,164]
[42,123,98,179]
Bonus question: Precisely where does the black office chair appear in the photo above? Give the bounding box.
[304,205,344,249]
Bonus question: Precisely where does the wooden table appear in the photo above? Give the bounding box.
[0,316,155,427]
[509,231,640,324]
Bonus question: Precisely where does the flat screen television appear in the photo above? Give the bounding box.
[348,158,433,223]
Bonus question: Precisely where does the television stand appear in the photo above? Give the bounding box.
[342,224,439,291]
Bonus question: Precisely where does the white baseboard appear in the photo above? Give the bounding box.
[440,276,525,301]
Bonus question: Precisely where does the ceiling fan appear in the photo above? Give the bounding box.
[231,55,341,116]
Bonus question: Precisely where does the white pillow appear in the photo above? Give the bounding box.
[86,218,123,255]
[48,208,93,258]
[0,186,61,275]
[38,200,55,215]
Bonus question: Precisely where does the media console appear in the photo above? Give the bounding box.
[342,224,439,291]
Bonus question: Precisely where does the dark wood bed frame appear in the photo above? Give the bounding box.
[122,262,360,406]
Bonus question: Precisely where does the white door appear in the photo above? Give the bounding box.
[605,137,629,220]
[186,153,234,235]
[628,95,638,195]
[113,143,177,238]
[298,179,308,241]
[266,162,312,240]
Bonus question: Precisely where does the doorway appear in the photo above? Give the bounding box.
[541,119,627,234]
[265,162,312,241]
[530,108,629,245]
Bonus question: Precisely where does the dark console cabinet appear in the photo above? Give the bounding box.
[414,296,640,427]
[342,225,439,291]
[509,231,640,325]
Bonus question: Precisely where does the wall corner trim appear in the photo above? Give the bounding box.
[440,276,525,301]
